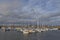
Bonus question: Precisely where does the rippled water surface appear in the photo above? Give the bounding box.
[0,30,60,40]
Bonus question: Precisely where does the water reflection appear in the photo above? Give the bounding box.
[0,31,60,40]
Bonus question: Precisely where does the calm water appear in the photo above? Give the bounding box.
[0,30,60,40]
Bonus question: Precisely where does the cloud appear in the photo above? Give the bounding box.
[0,0,60,25]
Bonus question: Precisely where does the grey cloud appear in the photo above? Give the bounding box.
[0,0,60,25]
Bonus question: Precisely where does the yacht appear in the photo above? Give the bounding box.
[35,28,41,32]
[23,29,29,34]
[28,29,35,33]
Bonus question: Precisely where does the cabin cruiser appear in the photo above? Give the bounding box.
[28,29,35,33]
[35,28,41,32]
[22,29,29,34]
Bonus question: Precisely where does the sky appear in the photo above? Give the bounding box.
[0,0,60,25]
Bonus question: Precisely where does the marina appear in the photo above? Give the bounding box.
[0,25,59,34]
[0,0,60,40]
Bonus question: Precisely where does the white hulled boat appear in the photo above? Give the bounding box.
[23,29,29,34]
